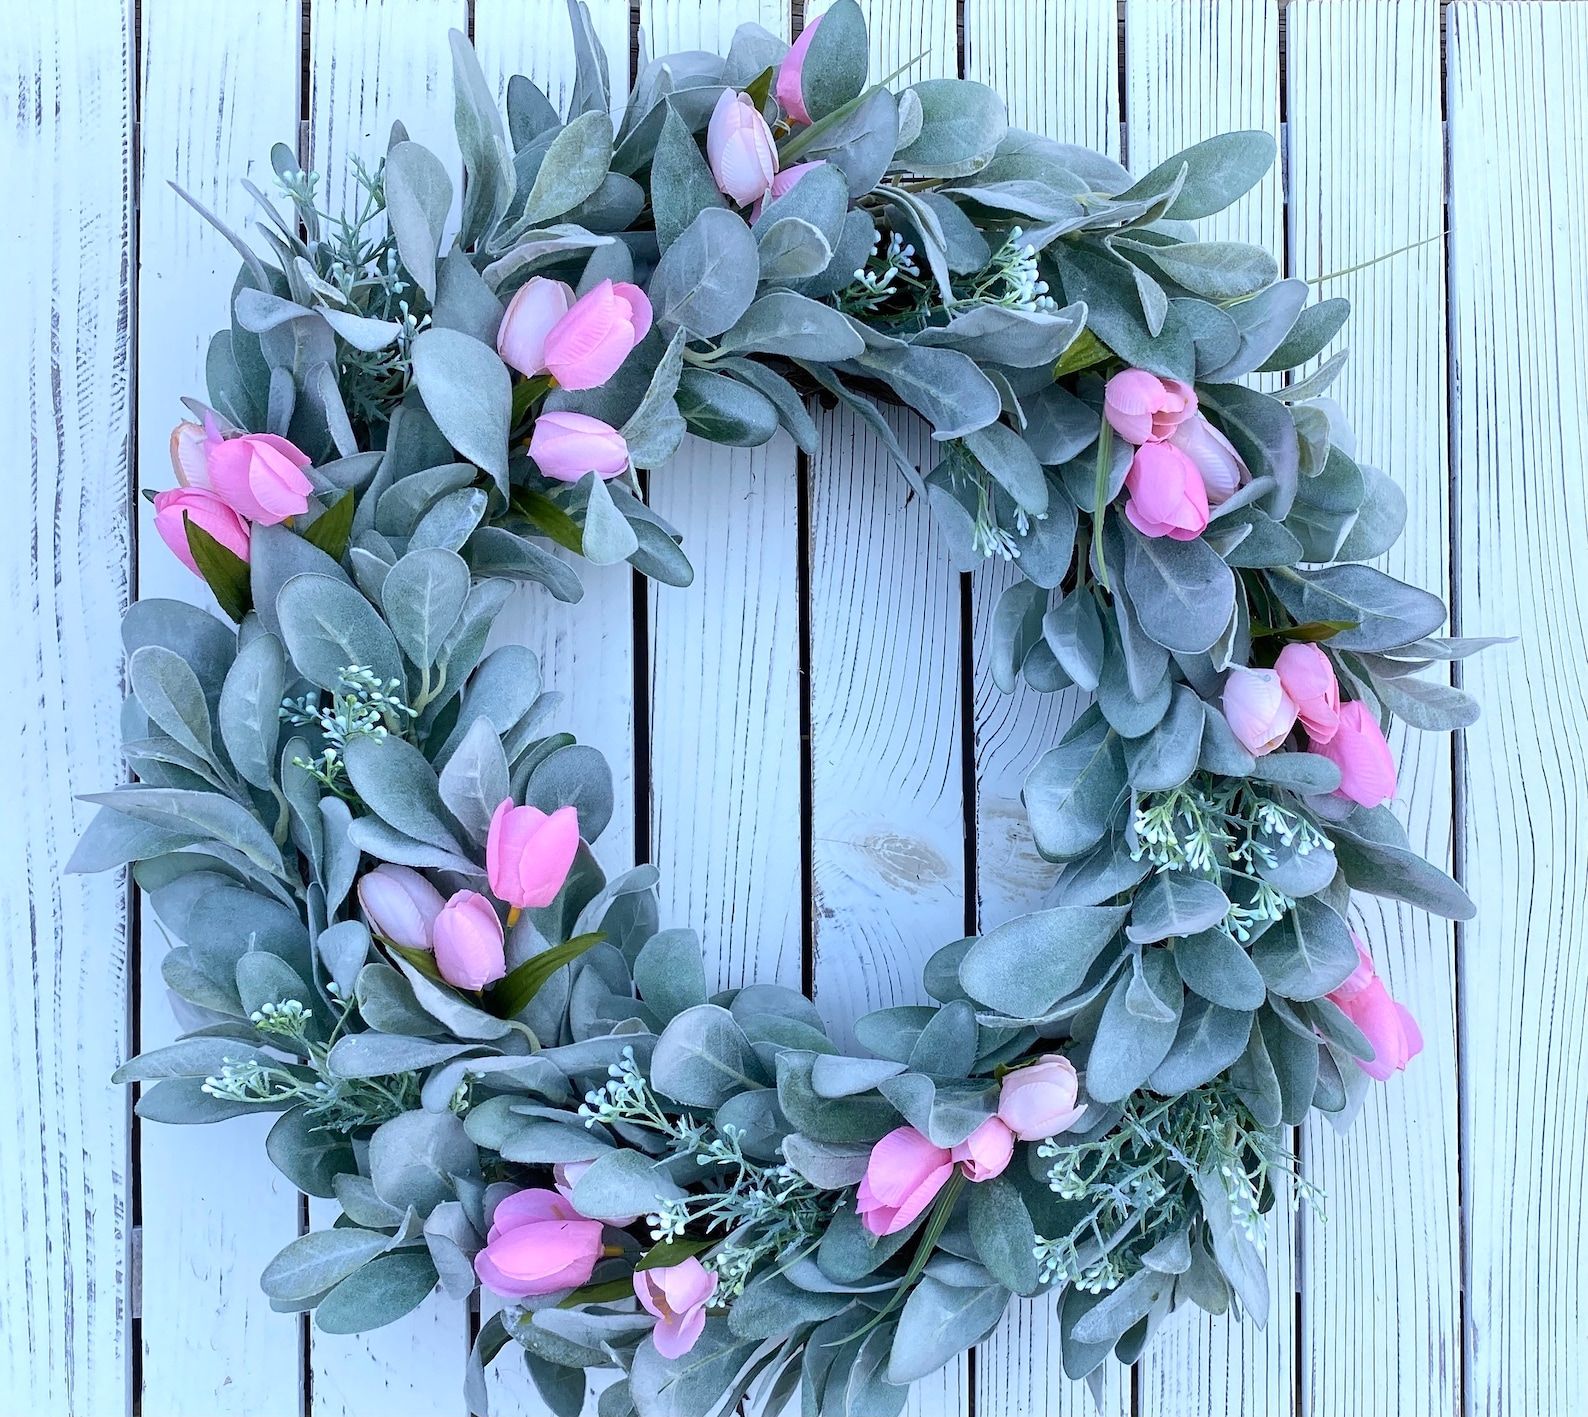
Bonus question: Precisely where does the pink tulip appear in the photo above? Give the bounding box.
[554,1160,640,1227]
[529,411,630,482]
[169,420,214,489]
[1312,700,1396,807]
[1222,666,1298,757]
[432,890,507,990]
[951,1117,1014,1182]
[1275,642,1341,744]
[357,865,446,951]
[542,279,652,390]
[750,160,826,220]
[487,800,580,917]
[1123,442,1210,540]
[206,432,312,525]
[1327,935,1423,1081]
[1103,369,1198,444]
[475,1188,604,1298]
[153,487,251,575]
[775,14,822,125]
[1168,413,1247,505]
[706,90,780,207]
[856,1126,954,1236]
[634,1258,718,1360]
[497,276,574,378]
[997,1055,1086,1142]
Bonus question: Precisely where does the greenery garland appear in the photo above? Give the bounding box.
[75,4,1494,1412]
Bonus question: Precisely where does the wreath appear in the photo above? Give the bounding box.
[75,4,1492,1413]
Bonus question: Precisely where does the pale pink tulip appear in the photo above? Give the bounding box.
[1123,442,1210,540]
[1312,700,1396,807]
[951,1117,1014,1182]
[856,1126,954,1236]
[357,865,446,951]
[206,432,312,525]
[542,280,652,390]
[1222,666,1298,757]
[1103,369,1198,444]
[487,800,580,916]
[997,1055,1086,1142]
[1275,642,1341,744]
[169,420,214,488]
[153,487,251,574]
[475,1188,604,1298]
[529,411,630,482]
[432,890,507,990]
[1168,413,1247,505]
[775,14,822,125]
[497,276,574,377]
[634,1258,718,1360]
[706,90,780,207]
[1328,935,1423,1081]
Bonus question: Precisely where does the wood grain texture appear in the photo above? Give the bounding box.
[306,4,472,1411]
[1449,5,1588,1415]
[0,3,135,1413]
[1287,5,1460,1416]
[638,0,803,992]
[961,5,1127,1415]
[476,0,640,880]
[133,5,306,1413]
[1122,5,1295,1413]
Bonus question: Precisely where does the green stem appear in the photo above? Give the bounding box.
[1090,420,1115,592]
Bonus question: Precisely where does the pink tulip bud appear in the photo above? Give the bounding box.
[541,279,652,391]
[357,865,446,951]
[634,1257,718,1360]
[1327,934,1423,1081]
[487,800,581,913]
[432,890,507,990]
[775,14,822,125]
[1123,442,1210,540]
[950,1117,1014,1182]
[1274,642,1341,744]
[1167,412,1247,505]
[529,411,630,483]
[750,159,826,220]
[554,1160,641,1227]
[153,487,251,575]
[856,1126,954,1236]
[706,90,780,207]
[206,431,313,526]
[1222,666,1298,757]
[475,1188,604,1298]
[997,1055,1086,1142]
[169,420,214,489]
[496,276,574,377]
[1103,369,1198,444]
[1312,700,1396,807]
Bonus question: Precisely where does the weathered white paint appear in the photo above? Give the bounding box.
[305,3,473,1412]
[11,4,1588,1416]
[0,3,135,1416]
[1288,5,1460,1416]
[133,5,306,1414]
[1450,5,1588,1415]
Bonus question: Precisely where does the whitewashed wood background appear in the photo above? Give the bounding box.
[3,0,1585,1413]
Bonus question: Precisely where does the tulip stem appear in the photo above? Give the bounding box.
[506,906,522,928]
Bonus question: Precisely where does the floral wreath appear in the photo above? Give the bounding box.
[76,4,1493,1413]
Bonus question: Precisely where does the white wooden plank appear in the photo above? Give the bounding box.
[476,0,640,882]
[1449,5,1588,1415]
[1286,5,1460,1416]
[1122,6,1295,1413]
[961,4,1128,1414]
[133,5,306,1413]
[639,0,803,993]
[0,2,135,1413]
[306,4,471,1412]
